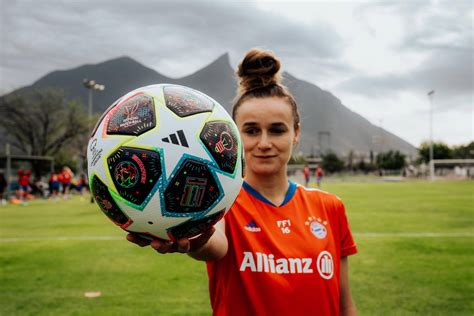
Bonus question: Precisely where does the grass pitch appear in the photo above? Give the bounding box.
[1,180,473,315]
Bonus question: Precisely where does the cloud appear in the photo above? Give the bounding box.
[337,49,472,98]
[0,0,345,92]
[0,0,471,145]
[335,1,473,110]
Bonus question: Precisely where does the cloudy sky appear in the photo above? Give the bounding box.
[1,0,472,147]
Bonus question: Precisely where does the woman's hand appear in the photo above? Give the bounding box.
[126,227,216,254]
[126,219,227,261]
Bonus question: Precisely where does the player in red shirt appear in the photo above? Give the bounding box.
[17,169,31,202]
[316,164,324,188]
[303,163,311,187]
[49,171,61,200]
[60,166,74,199]
[128,49,358,315]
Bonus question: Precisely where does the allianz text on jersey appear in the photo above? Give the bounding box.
[239,251,334,279]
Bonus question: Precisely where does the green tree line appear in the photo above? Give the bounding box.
[1,88,472,177]
[0,88,91,177]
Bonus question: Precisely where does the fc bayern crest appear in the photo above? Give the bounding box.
[305,216,328,239]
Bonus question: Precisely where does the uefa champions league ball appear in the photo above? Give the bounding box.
[87,84,243,241]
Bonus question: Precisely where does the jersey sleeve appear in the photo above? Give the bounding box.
[335,198,358,257]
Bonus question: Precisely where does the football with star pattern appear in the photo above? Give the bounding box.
[87,84,242,241]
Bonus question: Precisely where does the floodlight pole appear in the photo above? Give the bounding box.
[83,79,105,203]
[83,79,105,124]
[428,90,435,181]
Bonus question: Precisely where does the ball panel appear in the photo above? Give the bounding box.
[213,170,243,210]
[164,158,221,216]
[164,85,214,117]
[106,93,156,135]
[107,147,162,205]
[115,190,191,240]
[200,121,239,175]
[88,119,132,190]
[167,209,226,241]
[91,175,132,228]
[90,98,121,138]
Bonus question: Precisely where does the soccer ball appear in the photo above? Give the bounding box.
[87,84,243,241]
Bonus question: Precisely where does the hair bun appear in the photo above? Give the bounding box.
[237,49,282,94]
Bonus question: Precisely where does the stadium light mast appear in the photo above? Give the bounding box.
[83,79,105,120]
[428,90,435,181]
[82,79,105,203]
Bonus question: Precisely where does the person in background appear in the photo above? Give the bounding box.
[17,169,31,204]
[0,172,7,205]
[316,164,324,188]
[127,48,358,316]
[60,166,74,199]
[49,171,61,201]
[76,173,89,200]
[303,163,311,187]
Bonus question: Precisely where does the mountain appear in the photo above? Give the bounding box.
[13,56,171,114]
[2,54,417,158]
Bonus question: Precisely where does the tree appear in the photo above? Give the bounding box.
[418,142,453,163]
[452,141,474,159]
[322,152,344,173]
[0,88,89,177]
[376,150,406,170]
[357,159,376,174]
[347,150,355,171]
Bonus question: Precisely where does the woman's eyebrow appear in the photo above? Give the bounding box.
[242,122,287,128]
[242,122,258,127]
[269,122,286,127]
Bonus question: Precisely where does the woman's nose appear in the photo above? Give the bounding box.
[257,132,272,149]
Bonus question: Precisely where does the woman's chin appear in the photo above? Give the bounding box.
[249,165,283,177]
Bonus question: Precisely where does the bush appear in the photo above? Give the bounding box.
[376,151,406,170]
[418,142,452,163]
[322,152,344,173]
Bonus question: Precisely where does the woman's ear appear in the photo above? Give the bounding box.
[293,123,301,145]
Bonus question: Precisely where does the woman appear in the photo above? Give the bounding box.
[128,48,358,316]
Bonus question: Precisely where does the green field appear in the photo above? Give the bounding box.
[1,180,473,315]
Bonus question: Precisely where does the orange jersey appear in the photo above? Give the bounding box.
[207,181,357,316]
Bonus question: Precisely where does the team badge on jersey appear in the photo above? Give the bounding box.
[305,216,328,239]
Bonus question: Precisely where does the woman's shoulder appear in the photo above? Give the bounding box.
[296,184,344,207]
[296,184,336,197]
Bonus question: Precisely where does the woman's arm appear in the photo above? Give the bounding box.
[187,219,227,261]
[340,256,357,316]
[126,219,228,261]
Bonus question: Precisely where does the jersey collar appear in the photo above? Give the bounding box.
[242,180,297,207]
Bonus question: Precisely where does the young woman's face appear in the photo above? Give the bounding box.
[235,97,299,178]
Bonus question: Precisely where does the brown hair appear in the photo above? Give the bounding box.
[232,48,300,128]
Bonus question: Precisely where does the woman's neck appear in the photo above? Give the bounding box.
[244,173,290,206]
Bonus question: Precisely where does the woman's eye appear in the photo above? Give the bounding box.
[243,128,259,135]
[269,127,287,134]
